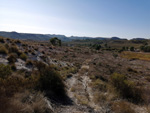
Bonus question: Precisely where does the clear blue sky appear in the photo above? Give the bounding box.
[0,0,150,39]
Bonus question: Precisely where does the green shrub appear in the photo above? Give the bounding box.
[36,62,66,97]
[40,66,65,96]
[8,46,20,55]
[50,37,61,46]
[111,73,127,89]
[111,73,143,103]
[92,44,101,50]
[20,53,27,61]
[0,64,12,79]
[7,53,18,64]
[0,46,8,54]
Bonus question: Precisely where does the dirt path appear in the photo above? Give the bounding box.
[54,59,103,113]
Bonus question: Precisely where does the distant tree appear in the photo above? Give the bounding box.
[50,37,61,46]
[92,44,101,50]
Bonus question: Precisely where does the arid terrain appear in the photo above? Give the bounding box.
[0,36,150,113]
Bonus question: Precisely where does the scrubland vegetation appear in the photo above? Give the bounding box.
[0,36,150,113]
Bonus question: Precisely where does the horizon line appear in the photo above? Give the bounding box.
[0,30,149,40]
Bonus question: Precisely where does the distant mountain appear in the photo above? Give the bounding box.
[0,31,94,41]
[0,31,82,41]
[69,36,92,40]
[132,38,147,40]
[95,37,109,40]
[0,31,127,41]
[111,37,120,40]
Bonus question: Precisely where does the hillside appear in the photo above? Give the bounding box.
[0,31,133,42]
[0,36,150,113]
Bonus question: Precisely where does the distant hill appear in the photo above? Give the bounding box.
[0,31,51,41]
[0,31,130,41]
[132,38,147,40]
[111,37,120,40]
[0,31,87,41]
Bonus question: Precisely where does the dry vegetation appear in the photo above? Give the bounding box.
[0,36,150,113]
[121,51,150,61]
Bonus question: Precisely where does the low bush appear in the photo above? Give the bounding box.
[8,46,21,55]
[111,73,143,103]
[40,66,65,96]
[0,64,12,79]
[0,45,8,54]
[20,53,28,61]
[0,75,53,113]
[36,61,66,98]
[93,92,107,104]
[7,53,18,64]
[7,90,53,113]
[0,75,36,97]
[91,79,107,92]
[92,44,101,50]
[112,101,135,113]
[50,37,61,46]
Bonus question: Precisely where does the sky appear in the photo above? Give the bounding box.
[0,0,150,39]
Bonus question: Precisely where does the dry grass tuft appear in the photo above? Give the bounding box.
[0,90,53,113]
[121,51,150,61]
[112,101,136,113]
